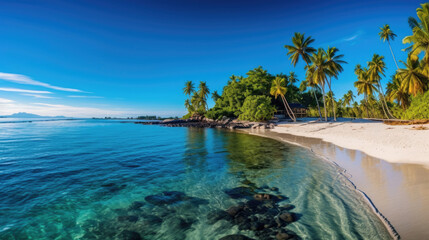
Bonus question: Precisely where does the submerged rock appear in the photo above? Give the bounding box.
[276,231,291,240]
[128,201,145,210]
[101,183,127,193]
[144,191,186,205]
[117,230,142,240]
[165,216,195,231]
[219,185,299,239]
[253,193,285,202]
[219,234,255,240]
[224,187,254,199]
[226,205,243,217]
[117,215,139,223]
[207,210,230,224]
[279,212,294,223]
[140,214,163,225]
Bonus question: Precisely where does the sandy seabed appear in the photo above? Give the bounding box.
[245,119,429,239]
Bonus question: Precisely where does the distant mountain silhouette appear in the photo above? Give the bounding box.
[0,112,66,118]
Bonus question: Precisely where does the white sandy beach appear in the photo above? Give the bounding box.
[271,118,429,167]
[247,119,429,239]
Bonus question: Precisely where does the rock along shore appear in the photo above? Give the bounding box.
[133,117,277,130]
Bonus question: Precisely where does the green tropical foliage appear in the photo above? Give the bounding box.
[183,3,429,121]
[270,77,296,121]
[402,91,429,119]
[238,95,276,121]
[379,24,399,69]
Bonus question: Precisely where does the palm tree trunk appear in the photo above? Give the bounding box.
[388,40,399,70]
[321,83,328,121]
[327,78,337,121]
[281,95,296,122]
[312,89,322,119]
[377,81,395,119]
[364,95,370,118]
[280,95,294,121]
[303,59,322,119]
[379,92,389,119]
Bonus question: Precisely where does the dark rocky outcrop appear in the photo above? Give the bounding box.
[224,187,255,199]
[215,182,299,240]
[132,117,277,130]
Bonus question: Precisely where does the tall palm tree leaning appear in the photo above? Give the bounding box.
[284,32,322,119]
[354,65,377,118]
[324,46,346,121]
[403,3,429,65]
[386,74,410,110]
[379,24,399,69]
[183,81,195,100]
[197,81,210,111]
[270,77,296,121]
[310,48,330,121]
[342,90,355,107]
[368,54,393,119]
[398,56,428,96]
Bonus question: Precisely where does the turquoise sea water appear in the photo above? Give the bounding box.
[0,119,391,239]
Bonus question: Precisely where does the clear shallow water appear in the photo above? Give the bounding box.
[0,120,391,239]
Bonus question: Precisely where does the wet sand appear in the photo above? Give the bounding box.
[245,129,429,239]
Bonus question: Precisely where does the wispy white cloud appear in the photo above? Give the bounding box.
[0,72,83,92]
[323,31,364,46]
[68,95,103,98]
[343,34,359,42]
[339,31,364,44]
[0,100,132,118]
[0,98,14,103]
[0,87,52,94]
[22,94,56,99]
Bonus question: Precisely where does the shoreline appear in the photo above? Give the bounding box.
[271,118,429,167]
[243,130,400,239]
[242,128,429,239]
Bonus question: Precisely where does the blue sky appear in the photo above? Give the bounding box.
[0,0,423,117]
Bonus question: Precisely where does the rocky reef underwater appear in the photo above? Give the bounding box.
[79,178,300,240]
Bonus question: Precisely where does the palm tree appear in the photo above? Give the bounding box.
[270,77,296,121]
[183,81,195,100]
[379,24,399,69]
[354,67,378,118]
[403,3,429,65]
[285,32,316,67]
[212,90,220,102]
[288,71,298,84]
[324,46,346,121]
[285,32,322,118]
[342,90,355,107]
[310,48,330,121]
[325,91,335,117]
[197,81,210,111]
[368,54,392,118]
[184,99,194,112]
[398,57,428,96]
[386,74,410,110]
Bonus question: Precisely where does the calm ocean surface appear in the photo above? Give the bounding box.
[0,119,391,239]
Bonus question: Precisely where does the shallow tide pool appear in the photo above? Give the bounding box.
[0,120,391,239]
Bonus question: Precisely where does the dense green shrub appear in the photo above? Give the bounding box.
[238,95,276,121]
[205,108,234,120]
[402,91,429,119]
